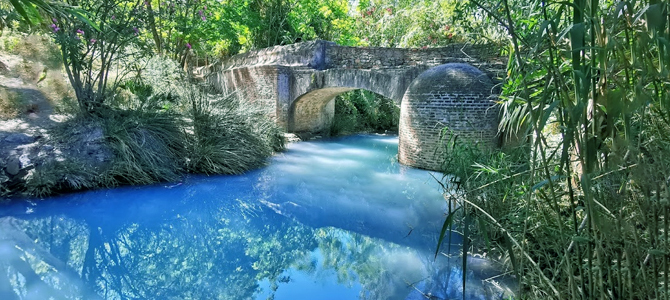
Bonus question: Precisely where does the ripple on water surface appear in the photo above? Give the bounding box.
[0,134,514,300]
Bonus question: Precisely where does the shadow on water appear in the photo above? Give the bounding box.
[0,135,515,300]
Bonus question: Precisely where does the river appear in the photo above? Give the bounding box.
[0,134,513,300]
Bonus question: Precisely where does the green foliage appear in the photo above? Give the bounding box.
[129,0,357,63]
[437,0,670,299]
[50,0,147,113]
[330,90,399,136]
[101,108,186,185]
[0,0,93,32]
[352,0,506,48]
[24,158,99,198]
[186,90,284,175]
[137,0,229,62]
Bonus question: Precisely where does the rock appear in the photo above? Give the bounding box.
[19,153,31,169]
[5,157,20,176]
[283,133,301,143]
[4,133,34,144]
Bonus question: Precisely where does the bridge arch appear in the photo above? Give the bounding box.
[202,40,504,171]
[286,68,415,135]
[288,87,354,134]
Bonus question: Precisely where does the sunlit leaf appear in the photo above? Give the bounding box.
[434,206,461,260]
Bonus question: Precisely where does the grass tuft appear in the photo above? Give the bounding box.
[186,89,284,174]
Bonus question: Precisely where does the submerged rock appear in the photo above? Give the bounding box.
[4,133,34,144]
[4,157,20,176]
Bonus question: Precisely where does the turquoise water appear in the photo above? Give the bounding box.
[0,135,512,300]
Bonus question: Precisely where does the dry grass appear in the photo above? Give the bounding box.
[0,87,22,119]
[0,30,75,117]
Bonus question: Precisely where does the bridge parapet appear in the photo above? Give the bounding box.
[202,41,504,171]
[326,44,497,68]
[210,40,333,71]
[205,40,505,78]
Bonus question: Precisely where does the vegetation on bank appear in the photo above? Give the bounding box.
[1,55,284,198]
[434,0,670,299]
[1,0,669,298]
[331,90,399,136]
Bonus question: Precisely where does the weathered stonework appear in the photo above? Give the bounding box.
[201,40,503,171]
[398,64,499,170]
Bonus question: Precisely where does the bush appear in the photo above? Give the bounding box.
[24,159,99,198]
[330,89,399,136]
[186,90,284,174]
[101,108,186,185]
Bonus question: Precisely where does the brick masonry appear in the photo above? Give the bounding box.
[398,63,499,170]
[201,41,504,171]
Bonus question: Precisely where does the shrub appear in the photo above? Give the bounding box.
[101,108,186,185]
[330,89,399,136]
[185,89,284,175]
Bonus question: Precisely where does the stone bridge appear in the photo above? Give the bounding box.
[201,40,505,171]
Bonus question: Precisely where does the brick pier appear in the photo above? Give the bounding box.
[201,40,504,171]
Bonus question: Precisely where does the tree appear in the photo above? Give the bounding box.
[51,0,144,113]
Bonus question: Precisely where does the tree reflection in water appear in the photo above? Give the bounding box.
[0,135,514,300]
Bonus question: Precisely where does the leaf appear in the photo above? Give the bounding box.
[69,8,101,32]
[570,22,585,51]
[648,249,667,256]
[504,234,518,279]
[571,236,591,243]
[9,0,32,23]
[556,23,573,43]
[434,206,461,259]
[539,20,551,37]
[531,175,563,191]
[632,5,650,25]
[538,99,559,132]
[462,213,470,300]
[478,217,491,253]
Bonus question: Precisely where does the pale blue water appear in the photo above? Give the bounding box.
[0,135,513,300]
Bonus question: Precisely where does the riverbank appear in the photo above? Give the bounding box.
[0,100,286,199]
[0,134,515,300]
[0,31,291,199]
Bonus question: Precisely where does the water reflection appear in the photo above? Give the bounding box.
[0,135,514,299]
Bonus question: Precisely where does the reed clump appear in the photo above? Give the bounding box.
[436,1,670,299]
[185,89,285,175]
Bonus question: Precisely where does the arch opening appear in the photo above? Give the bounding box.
[331,90,400,136]
[288,88,400,138]
[288,87,355,137]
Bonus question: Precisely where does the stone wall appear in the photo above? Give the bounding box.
[201,40,505,79]
[325,43,504,78]
[207,65,293,127]
[208,40,332,71]
[202,41,504,171]
[399,63,499,171]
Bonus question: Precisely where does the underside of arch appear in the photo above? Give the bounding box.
[288,87,356,134]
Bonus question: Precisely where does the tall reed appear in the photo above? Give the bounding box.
[438,0,670,298]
